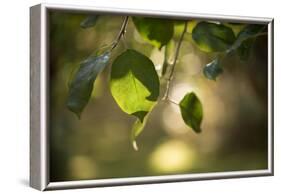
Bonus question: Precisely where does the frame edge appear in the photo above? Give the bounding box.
[30,3,47,191]
[30,3,274,191]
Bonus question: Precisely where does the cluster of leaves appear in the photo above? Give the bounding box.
[67,15,266,150]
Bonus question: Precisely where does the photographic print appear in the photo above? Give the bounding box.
[30,4,273,190]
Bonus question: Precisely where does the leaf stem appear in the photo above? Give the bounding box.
[111,16,129,50]
[251,32,268,38]
[167,98,179,105]
[162,21,187,101]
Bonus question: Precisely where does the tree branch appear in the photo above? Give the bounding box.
[111,16,129,50]
[252,32,268,38]
[166,98,179,105]
[162,22,187,101]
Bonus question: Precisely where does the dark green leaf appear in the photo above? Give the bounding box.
[228,22,244,25]
[67,51,111,118]
[192,22,236,52]
[132,17,174,49]
[237,38,255,60]
[179,92,203,133]
[110,49,160,122]
[80,15,99,28]
[231,24,265,49]
[230,24,266,59]
[203,58,223,80]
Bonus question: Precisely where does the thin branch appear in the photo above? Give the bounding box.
[167,99,179,105]
[252,32,268,38]
[162,22,187,101]
[161,98,179,106]
[111,16,129,51]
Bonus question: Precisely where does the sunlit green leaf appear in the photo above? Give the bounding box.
[80,15,99,28]
[192,22,235,52]
[132,17,174,49]
[110,49,160,122]
[179,92,203,133]
[67,51,111,118]
[203,58,223,80]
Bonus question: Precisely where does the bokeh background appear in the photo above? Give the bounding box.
[49,11,268,182]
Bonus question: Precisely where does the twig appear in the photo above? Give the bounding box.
[161,97,179,106]
[167,98,179,105]
[111,16,129,50]
[252,32,268,38]
[162,22,187,101]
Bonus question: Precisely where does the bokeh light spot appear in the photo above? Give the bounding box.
[149,140,196,173]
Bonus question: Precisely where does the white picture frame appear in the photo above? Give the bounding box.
[30,3,274,191]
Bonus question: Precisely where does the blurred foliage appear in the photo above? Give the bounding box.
[49,10,268,182]
[80,15,99,28]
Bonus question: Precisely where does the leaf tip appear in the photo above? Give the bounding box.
[66,103,82,120]
[72,110,82,120]
[76,113,82,120]
[203,59,223,81]
[80,24,86,29]
[194,127,202,133]
[158,44,164,50]
[132,141,139,151]
[132,111,148,123]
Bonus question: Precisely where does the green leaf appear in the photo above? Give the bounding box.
[67,51,111,118]
[132,17,174,49]
[130,111,151,151]
[131,119,146,151]
[179,92,203,133]
[203,58,223,80]
[231,24,265,50]
[230,24,266,59]
[110,49,160,122]
[192,22,235,52]
[80,15,99,28]
[237,38,255,60]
